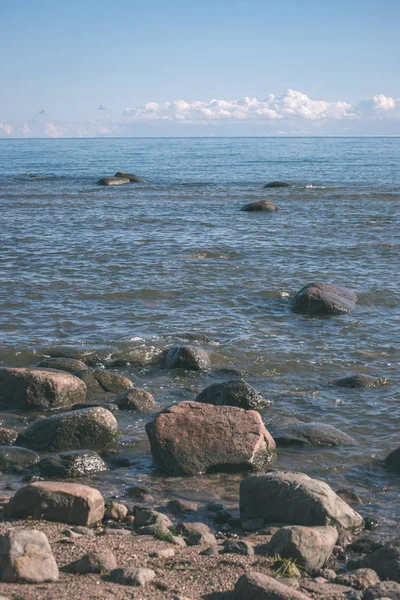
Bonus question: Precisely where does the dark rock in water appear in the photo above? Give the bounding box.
[96,176,130,186]
[114,388,156,412]
[163,345,211,371]
[273,423,356,447]
[336,489,362,505]
[0,529,59,583]
[166,499,198,515]
[263,181,292,188]
[114,171,147,183]
[69,401,119,414]
[291,282,357,315]
[347,536,383,554]
[44,347,110,367]
[333,374,388,388]
[37,357,88,374]
[265,525,338,570]
[74,369,133,396]
[241,200,281,212]
[195,379,268,411]
[0,427,18,445]
[39,449,108,478]
[0,367,87,410]
[0,446,39,470]
[145,400,276,476]
[385,447,400,472]
[358,537,400,581]
[19,406,120,451]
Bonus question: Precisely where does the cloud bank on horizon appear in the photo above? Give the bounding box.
[1,90,399,138]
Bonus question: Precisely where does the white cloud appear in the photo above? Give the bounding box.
[45,122,62,138]
[0,123,13,135]
[355,94,398,118]
[21,122,31,137]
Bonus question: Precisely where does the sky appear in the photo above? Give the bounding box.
[0,0,399,137]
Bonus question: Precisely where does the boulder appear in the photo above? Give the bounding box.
[37,357,88,373]
[241,200,281,212]
[96,176,130,186]
[347,536,382,554]
[134,508,172,536]
[222,539,255,556]
[69,548,117,573]
[39,449,108,478]
[114,388,156,412]
[163,345,211,370]
[359,537,400,582]
[195,379,268,411]
[336,568,380,590]
[273,423,356,447]
[385,447,400,472]
[186,531,217,546]
[336,489,362,505]
[111,566,155,586]
[234,572,311,600]
[5,481,105,525]
[166,499,198,515]
[145,401,276,476]
[364,581,400,599]
[240,472,364,530]
[0,529,59,583]
[264,181,292,188]
[265,525,338,570]
[333,374,388,388]
[20,406,120,451]
[74,369,133,396]
[104,502,128,521]
[0,428,18,445]
[114,171,147,183]
[291,282,357,315]
[0,367,87,410]
[0,446,39,470]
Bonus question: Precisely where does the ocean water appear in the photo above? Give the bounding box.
[0,137,399,535]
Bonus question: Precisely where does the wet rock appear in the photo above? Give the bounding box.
[291,282,357,316]
[186,531,217,546]
[163,345,211,371]
[74,369,133,396]
[264,181,292,188]
[336,568,380,590]
[358,537,400,582]
[333,374,388,388]
[69,548,117,573]
[111,566,156,586]
[195,379,268,410]
[114,171,147,183]
[0,446,39,470]
[241,200,281,212]
[0,367,87,410]
[126,484,153,502]
[166,499,198,515]
[385,447,400,472]
[39,449,107,478]
[5,481,105,525]
[347,536,383,554]
[222,539,254,556]
[20,406,120,451]
[104,502,128,521]
[336,489,362,505]
[37,357,88,373]
[145,401,276,476]
[273,423,356,447]
[0,529,59,583]
[234,571,311,600]
[97,176,130,186]
[364,581,400,599]
[240,472,364,530]
[266,525,338,570]
[0,428,18,446]
[114,388,156,412]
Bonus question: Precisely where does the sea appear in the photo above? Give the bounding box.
[0,137,399,536]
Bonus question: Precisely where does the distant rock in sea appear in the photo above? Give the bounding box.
[241,200,281,212]
[114,171,147,183]
[263,181,292,188]
[97,176,130,186]
[291,282,357,315]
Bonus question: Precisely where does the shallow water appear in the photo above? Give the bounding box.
[0,137,399,536]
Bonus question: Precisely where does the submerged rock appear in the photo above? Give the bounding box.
[163,345,211,370]
[0,446,39,470]
[97,176,130,186]
[114,388,156,412]
[74,369,133,396]
[385,447,400,472]
[0,529,59,583]
[264,181,292,188]
[291,282,357,315]
[37,357,88,373]
[265,525,338,570]
[114,171,147,183]
[273,423,356,447]
[145,401,276,476]
[0,428,18,445]
[241,200,281,212]
[39,449,108,478]
[195,379,268,411]
[333,374,388,388]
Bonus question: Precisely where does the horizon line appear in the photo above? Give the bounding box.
[1,135,400,140]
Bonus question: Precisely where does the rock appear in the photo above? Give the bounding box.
[240,472,364,530]
[74,369,133,396]
[0,446,39,470]
[114,171,147,183]
[5,481,105,525]
[333,374,388,388]
[104,502,128,521]
[206,501,226,512]
[114,388,156,412]
[186,531,217,546]
[0,367,87,410]
[39,449,108,478]
[273,423,356,447]
[241,200,281,212]
[145,401,276,476]
[0,529,59,583]
[134,508,172,536]
[20,406,119,451]
[195,379,268,411]
[37,357,88,373]
[97,176,130,186]
[364,581,400,599]
[166,499,198,515]
[69,548,117,573]
[111,566,156,586]
[266,525,338,570]
[213,509,233,524]
[347,537,383,554]
[176,522,211,536]
[264,181,292,188]
[336,489,362,505]
[149,548,175,558]
[336,568,380,590]
[200,545,219,556]
[301,580,354,598]
[385,447,400,472]
[222,539,254,556]
[126,484,153,502]
[242,517,265,531]
[359,537,400,582]
[0,428,18,445]
[234,571,311,600]
[163,345,211,371]
[291,282,357,316]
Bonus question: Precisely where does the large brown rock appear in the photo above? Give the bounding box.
[5,481,105,526]
[145,401,276,476]
[291,282,357,315]
[0,529,59,583]
[74,369,133,396]
[0,367,87,410]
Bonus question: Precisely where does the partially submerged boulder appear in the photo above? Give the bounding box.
[115,171,147,183]
[37,357,88,374]
[264,181,292,188]
[74,369,133,396]
[291,282,357,315]
[272,423,356,447]
[145,401,276,476]
[241,200,281,212]
[0,529,59,583]
[266,525,338,570]
[114,388,156,412]
[97,176,130,186]
[195,379,268,411]
[39,449,108,478]
[0,446,39,470]
[385,447,400,472]
[163,345,211,371]
[333,374,388,388]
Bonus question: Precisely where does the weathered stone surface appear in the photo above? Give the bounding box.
[264,181,292,188]
[163,345,211,370]
[0,529,59,583]
[333,374,388,388]
[74,369,133,396]
[111,566,155,586]
[104,502,128,521]
[0,367,87,410]
[114,388,156,412]
[273,423,356,447]
[240,472,364,530]
[20,406,119,451]
[300,580,354,598]
[359,537,400,582]
[223,539,254,556]
[97,176,130,186]
[37,357,88,374]
[234,571,311,600]
[385,447,400,472]
[134,508,172,536]
[195,379,268,411]
[241,200,281,212]
[0,428,18,446]
[364,581,400,599]
[186,531,217,546]
[336,568,380,590]
[291,282,357,315]
[166,499,198,515]
[69,548,117,573]
[145,401,276,476]
[0,446,39,470]
[266,525,338,570]
[39,449,108,478]
[114,171,147,183]
[5,481,105,526]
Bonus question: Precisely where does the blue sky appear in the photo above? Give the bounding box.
[1,0,399,136]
